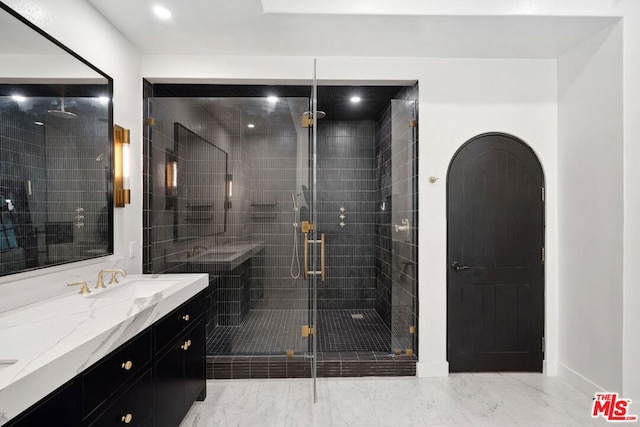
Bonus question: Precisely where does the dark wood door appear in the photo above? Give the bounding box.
[447,132,544,372]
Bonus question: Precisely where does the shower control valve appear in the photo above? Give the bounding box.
[338,207,347,228]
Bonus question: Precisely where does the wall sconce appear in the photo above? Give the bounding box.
[225,173,233,210]
[114,125,131,207]
[166,160,178,197]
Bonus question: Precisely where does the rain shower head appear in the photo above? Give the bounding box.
[302,111,326,120]
[47,98,77,119]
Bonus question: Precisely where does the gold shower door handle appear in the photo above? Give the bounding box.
[304,233,309,280]
[304,233,326,282]
[320,233,325,281]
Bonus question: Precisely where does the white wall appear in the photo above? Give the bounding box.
[557,22,624,393]
[0,0,142,311]
[417,59,559,376]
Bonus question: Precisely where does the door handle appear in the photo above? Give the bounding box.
[304,233,326,282]
[451,261,469,272]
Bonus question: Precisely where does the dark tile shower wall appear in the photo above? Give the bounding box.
[316,121,378,310]
[44,116,110,259]
[244,128,308,311]
[1,105,109,273]
[374,85,419,354]
[142,95,249,276]
[142,87,418,367]
[0,111,46,273]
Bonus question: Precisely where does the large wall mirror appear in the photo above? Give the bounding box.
[0,4,113,277]
[171,123,228,240]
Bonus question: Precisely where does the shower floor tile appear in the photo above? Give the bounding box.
[206,309,391,355]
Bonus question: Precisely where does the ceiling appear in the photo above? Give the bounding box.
[152,84,407,121]
[86,0,619,58]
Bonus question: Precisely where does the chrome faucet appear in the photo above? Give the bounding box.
[187,245,208,257]
[96,268,127,288]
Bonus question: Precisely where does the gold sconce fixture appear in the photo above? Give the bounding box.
[225,173,233,210]
[114,124,131,207]
[167,160,178,197]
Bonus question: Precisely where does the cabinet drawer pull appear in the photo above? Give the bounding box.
[182,314,190,321]
[121,413,133,424]
[121,360,133,371]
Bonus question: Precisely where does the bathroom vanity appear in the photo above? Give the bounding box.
[0,274,208,426]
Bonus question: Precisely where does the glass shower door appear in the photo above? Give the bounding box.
[308,59,319,401]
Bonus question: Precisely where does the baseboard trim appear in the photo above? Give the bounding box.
[558,363,606,396]
[416,361,449,377]
[543,359,559,376]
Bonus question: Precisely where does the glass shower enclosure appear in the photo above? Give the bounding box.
[143,77,419,398]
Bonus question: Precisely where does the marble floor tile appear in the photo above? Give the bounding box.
[180,374,613,427]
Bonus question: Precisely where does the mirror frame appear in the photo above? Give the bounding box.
[0,3,114,277]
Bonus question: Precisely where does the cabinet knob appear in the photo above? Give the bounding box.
[182,314,190,321]
[121,413,133,424]
[121,360,133,371]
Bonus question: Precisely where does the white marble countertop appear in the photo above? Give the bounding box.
[0,273,208,425]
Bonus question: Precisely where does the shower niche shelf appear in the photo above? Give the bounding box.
[250,201,277,207]
[250,213,277,220]
[250,201,277,220]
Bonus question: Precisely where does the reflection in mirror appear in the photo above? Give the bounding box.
[171,123,228,240]
[0,4,113,277]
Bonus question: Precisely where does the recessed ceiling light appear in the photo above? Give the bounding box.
[152,5,172,20]
[350,96,361,103]
[267,96,278,103]
[247,124,255,128]
[12,95,26,102]
[34,121,44,126]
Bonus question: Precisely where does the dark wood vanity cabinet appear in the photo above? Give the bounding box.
[87,370,154,427]
[5,290,207,427]
[4,381,80,427]
[154,301,206,427]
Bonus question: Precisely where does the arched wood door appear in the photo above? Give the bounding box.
[447,132,544,372]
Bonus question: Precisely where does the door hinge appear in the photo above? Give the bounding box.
[301,325,314,337]
[541,247,545,263]
[541,187,545,202]
[542,337,545,353]
[409,119,418,128]
[145,117,156,126]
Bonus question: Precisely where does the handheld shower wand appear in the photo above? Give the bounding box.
[290,192,301,278]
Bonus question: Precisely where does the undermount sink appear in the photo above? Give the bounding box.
[0,359,18,372]
[84,280,180,300]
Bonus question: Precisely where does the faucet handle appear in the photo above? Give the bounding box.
[109,271,125,284]
[68,281,91,295]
